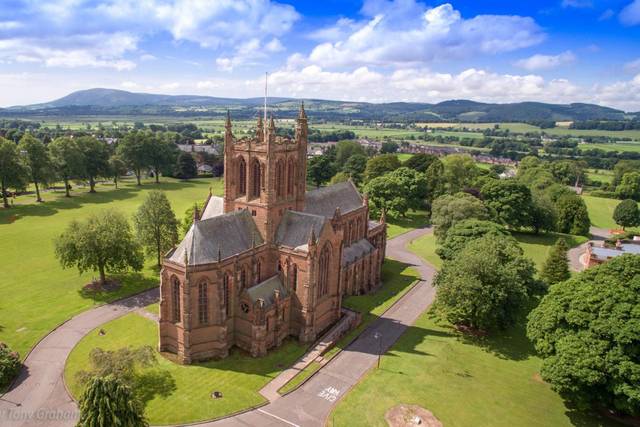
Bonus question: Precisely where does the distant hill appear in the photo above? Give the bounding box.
[3,88,636,122]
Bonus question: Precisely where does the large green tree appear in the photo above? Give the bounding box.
[434,235,537,331]
[612,160,640,187]
[403,153,438,173]
[55,210,144,285]
[616,172,640,201]
[307,154,336,188]
[442,154,480,193]
[19,134,52,202]
[133,191,179,267]
[436,219,508,261]
[174,152,198,180]
[613,199,640,230]
[335,140,366,169]
[77,136,110,193]
[148,135,179,184]
[77,375,148,427]
[431,192,489,241]
[0,138,29,208]
[539,238,570,286]
[108,155,128,189]
[527,255,640,415]
[342,153,367,184]
[49,137,85,197]
[364,154,401,182]
[424,158,446,205]
[556,194,591,236]
[118,131,153,185]
[480,179,533,229]
[363,167,427,218]
[76,346,156,388]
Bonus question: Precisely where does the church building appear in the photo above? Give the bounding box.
[159,105,386,363]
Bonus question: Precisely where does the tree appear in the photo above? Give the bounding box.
[0,138,29,208]
[612,159,640,187]
[133,191,179,267]
[613,199,640,230]
[0,342,21,389]
[556,195,591,236]
[329,171,350,185]
[76,346,156,388]
[342,154,367,185]
[530,190,557,234]
[364,167,428,218]
[49,137,85,197]
[19,134,52,202]
[307,154,336,188]
[434,235,537,331]
[616,172,640,201]
[77,136,110,193]
[174,152,198,180]
[442,154,480,193]
[527,255,640,415]
[424,158,445,204]
[55,210,144,285]
[118,131,153,185]
[431,192,489,241]
[77,375,148,427]
[364,154,401,182]
[148,135,178,184]
[539,238,570,286]
[380,141,399,154]
[403,153,438,173]
[480,179,533,229]
[335,140,366,169]
[108,155,128,189]
[436,219,508,261]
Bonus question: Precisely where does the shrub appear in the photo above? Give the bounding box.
[0,342,21,389]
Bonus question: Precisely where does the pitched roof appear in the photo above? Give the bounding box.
[201,195,224,220]
[304,181,363,218]
[245,275,288,308]
[275,210,326,250]
[167,210,262,266]
[342,238,375,266]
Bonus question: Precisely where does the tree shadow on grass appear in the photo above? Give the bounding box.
[134,369,177,406]
[78,272,159,304]
[456,316,537,362]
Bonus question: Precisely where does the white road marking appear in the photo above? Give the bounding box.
[257,408,301,427]
[317,386,341,402]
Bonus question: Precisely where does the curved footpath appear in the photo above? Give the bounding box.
[0,227,436,427]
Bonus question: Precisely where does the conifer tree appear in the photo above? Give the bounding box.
[540,238,570,286]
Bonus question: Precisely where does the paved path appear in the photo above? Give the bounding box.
[568,227,614,272]
[0,227,436,427]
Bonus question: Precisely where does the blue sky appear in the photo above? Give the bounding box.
[1,0,639,110]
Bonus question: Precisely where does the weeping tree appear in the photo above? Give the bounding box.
[77,375,148,427]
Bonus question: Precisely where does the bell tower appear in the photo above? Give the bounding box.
[223,104,308,242]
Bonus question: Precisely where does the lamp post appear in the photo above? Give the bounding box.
[373,331,382,369]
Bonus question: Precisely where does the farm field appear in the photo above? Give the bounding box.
[0,177,219,359]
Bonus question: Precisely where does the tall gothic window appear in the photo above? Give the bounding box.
[172,277,181,323]
[240,268,247,290]
[223,273,230,317]
[318,245,331,297]
[287,158,295,196]
[238,157,246,196]
[252,160,261,198]
[275,159,285,198]
[198,281,208,325]
[292,264,298,292]
[256,261,261,283]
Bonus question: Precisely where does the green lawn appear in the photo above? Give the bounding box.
[386,210,429,239]
[329,311,620,427]
[0,177,220,359]
[65,312,307,425]
[397,153,413,162]
[587,169,614,184]
[277,259,420,394]
[583,195,621,229]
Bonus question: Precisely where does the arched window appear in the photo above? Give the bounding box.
[356,218,362,241]
[252,160,261,198]
[318,245,331,297]
[287,158,295,196]
[292,263,298,292]
[223,273,230,317]
[256,260,261,283]
[238,157,246,196]
[240,268,247,290]
[275,159,285,198]
[198,281,208,325]
[171,276,181,323]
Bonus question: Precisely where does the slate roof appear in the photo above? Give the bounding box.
[201,195,224,220]
[275,210,326,250]
[245,275,288,308]
[167,210,263,266]
[342,238,375,266]
[304,181,363,218]
[591,243,640,261]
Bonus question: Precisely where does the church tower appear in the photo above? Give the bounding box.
[223,104,308,242]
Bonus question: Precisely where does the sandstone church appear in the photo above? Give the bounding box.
[159,104,386,363]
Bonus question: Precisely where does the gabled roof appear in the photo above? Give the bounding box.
[342,238,375,266]
[275,210,326,250]
[245,275,288,308]
[167,209,263,266]
[304,181,363,218]
[201,195,224,220]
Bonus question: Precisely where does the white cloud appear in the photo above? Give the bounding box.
[139,54,157,61]
[599,9,615,20]
[620,0,640,25]
[300,1,545,68]
[625,58,640,73]
[265,38,284,53]
[515,51,576,71]
[121,81,140,89]
[561,0,593,8]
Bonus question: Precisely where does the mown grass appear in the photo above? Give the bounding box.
[64,312,308,425]
[386,210,429,239]
[0,177,221,359]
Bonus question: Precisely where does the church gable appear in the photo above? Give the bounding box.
[304,181,363,218]
[275,210,327,250]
